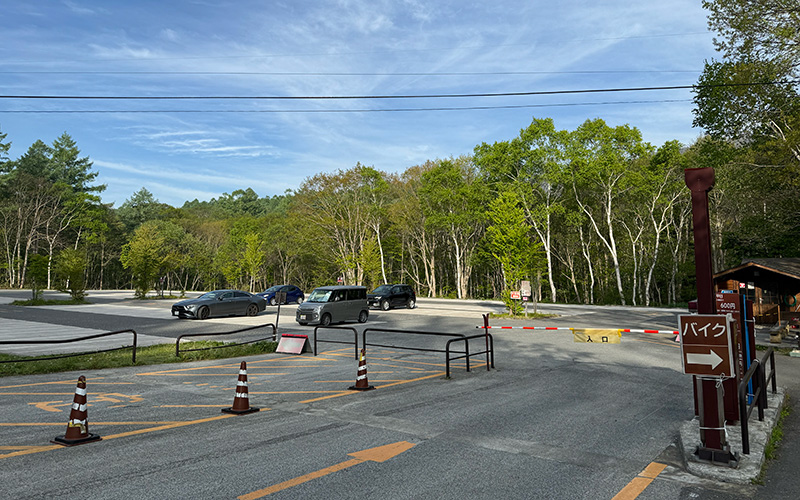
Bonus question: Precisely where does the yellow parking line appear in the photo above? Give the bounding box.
[611,462,667,500]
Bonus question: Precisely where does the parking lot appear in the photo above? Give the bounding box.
[1,291,799,499]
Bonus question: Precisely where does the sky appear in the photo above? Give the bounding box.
[0,0,718,208]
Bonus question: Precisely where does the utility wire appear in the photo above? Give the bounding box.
[0,70,701,76]
[0,98,692,113]
[0,81,794,101]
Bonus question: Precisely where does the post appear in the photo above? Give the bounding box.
[685,167,737,466]
[483,313,490,371]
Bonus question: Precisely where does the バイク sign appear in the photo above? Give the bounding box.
[678,314,734,378]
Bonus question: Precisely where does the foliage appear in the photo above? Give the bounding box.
[27,254,48,300]
[54,247,88,301]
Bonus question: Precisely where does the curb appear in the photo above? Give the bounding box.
[679,388,786,484]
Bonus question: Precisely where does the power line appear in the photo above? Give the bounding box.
[0,81,794,101]
[0,70,701,76]
[0,99,692,114]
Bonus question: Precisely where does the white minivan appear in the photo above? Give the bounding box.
[295,285,369,326]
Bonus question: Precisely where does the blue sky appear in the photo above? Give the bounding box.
[1,0,717,207]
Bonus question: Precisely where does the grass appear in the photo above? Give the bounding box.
[0,340,277,377]
[488,312,556,320]
[754,395,792,484]
[11,298,90,306]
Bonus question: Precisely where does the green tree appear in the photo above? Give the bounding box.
[27,254,48,300]
[486,190,541,314]
[475,117,569,302]
[120,220,183,298]
[568,119,654,305]
[694,0,800,169]
[117,188,167,232]
[420,156,488,299]
[54,247,88,301]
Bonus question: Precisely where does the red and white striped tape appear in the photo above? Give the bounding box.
[477,326,573,330]
[478,325,680,335]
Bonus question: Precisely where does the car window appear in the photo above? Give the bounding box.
[234,291,249,298]
[373,285,392,294]
[221,292,233,300]
[308,289,332,302]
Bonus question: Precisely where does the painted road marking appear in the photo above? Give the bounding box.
[0,415,240,459]
[611,462,667,500]
[238,441,416,499]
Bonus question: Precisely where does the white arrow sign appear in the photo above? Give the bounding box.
[686,350,723,370]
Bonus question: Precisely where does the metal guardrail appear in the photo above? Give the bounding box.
[175,323,276,356]
[0,329,138,364]
[361,327,494,378]
[446,333,494,378]
[738,347,778,455]
[313,326,359,359]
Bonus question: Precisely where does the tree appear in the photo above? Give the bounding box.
[694,0,800,168]
[475,117,569,302]
[117,188,166,232]
[419,156,488,299]
[54,247,88,301]
[120,220,184,298]
[486,190,541,314]
[568,119,653,305]
[50,132,104,193]
[293,164,383,285]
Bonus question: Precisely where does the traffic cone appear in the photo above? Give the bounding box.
[222,361,260,415]
[349,349,375,391]
[52,375,102,446]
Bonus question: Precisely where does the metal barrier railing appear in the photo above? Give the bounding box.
[175,323,276,356]
[0,329,138,364]
[738,347,778,455]
[446,333,494,378]
[313,326,359,359]
[361,327,494,378]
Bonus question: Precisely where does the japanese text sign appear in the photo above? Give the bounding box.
[678,314,734,378]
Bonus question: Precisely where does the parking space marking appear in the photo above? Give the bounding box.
[0,414,241,460]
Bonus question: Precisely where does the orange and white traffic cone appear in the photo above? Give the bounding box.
[222,361,260,415]
[349,348,375,391]
[51,375,102,446]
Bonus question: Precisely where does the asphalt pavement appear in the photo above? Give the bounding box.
[1,290,799,499]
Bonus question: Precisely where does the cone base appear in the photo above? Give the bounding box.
[51,433,102,447]
[221,406,260,415]
[348,385,375,391]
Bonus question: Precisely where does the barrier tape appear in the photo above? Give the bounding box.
[477,326,679,335]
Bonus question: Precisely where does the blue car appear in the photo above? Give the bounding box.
[257,284,305,306]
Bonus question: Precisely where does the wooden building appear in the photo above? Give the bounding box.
[713,258,800,324]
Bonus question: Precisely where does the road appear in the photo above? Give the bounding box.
[1,290,798,499]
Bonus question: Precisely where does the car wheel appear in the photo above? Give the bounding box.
[320,313,332,327]
[406,299,416,309]
[269,297,277,306]
[358,310,368,323]
[246,303,258,316]
[381,300,390,311]
[197,306,210,320]
[296,297,304,304]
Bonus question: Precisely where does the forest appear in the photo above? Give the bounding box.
[0,0,797,307]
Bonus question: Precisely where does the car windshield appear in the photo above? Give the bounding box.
[372,285,392,294]
[307,289,332,303]
[198,291,220,299]
[264,285,281,293]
